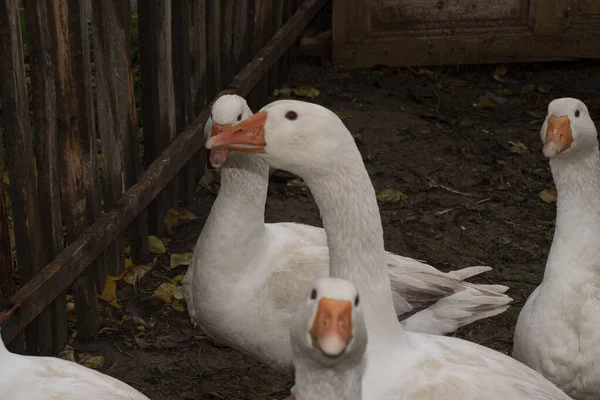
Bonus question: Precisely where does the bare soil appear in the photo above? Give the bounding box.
[73,59,600,399]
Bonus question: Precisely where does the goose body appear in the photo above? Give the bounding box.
[207,100,571,399]
[183,95,511,369]
[513,98,600,400]
[290,277,366,400]
[0,331,149,399]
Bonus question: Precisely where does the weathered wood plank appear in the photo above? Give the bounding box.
[0,0,329,345]
[189,0,208,117]
[206,0,221,100]
[92,0,150,269]
[221,0,235,86]
[23,0,68,355]
[232,0,249,77]
[268,0,284,92]
[56,0,99,341]
[0,0,46,355]
[172,0,197,206]
[0,139,15,303]
[248,0,268,110]
[332,0,370,66]
[139,0,178,235]
[277,0,296,87]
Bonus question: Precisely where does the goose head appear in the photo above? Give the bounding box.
[205,100,355,177]
[206,94,253,167]
[290,277,367,368]
[541,98,597,159]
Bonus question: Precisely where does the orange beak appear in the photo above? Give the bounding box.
[309,297,353,357]
[209,123,230,168]
[543,115,573,157]
[205,112,268,153]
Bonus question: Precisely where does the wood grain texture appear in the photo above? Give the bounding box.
[139,0,177,235]
[0,0,46,355]
[206,0,222,101]
[0,139,15,303]
[0,0,329,346]
[23,0,68,355]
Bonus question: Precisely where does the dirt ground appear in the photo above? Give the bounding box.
[72,59,600,399]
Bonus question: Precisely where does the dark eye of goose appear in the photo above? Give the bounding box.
[285,111,298,120]
[575,110,580,118]
[310,289,317,300]
[354,295,359,307]
[237,114,242,121]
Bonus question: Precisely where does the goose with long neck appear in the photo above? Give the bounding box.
[290,277,367,400]
[182,95,512,368]
[0,328,149,399]
[513,98,600,400]
[207,99,572,399]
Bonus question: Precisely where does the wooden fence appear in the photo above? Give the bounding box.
[0,0,327,356]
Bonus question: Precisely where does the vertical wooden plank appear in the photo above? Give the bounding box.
[0,0,45,355]
[189,0,208,116]
[54,0,99,341]
[0,139,15,303]
[267,0,284,91]
[332,0,370,65]
[248,0,267,110]
[232,0,249,77]
[173,0,197,206]
[23,0,68,355]
[529,0,571,36]
[277,0,297,87]
[92,0,149,268]
[206,0,221,99]
[221,0,235,86]
[188,0,208,190]
[139,0,177,236]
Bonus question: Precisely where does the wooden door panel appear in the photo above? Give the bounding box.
[333,0,600,67]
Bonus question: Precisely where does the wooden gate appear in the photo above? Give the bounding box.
[333,0,600,67]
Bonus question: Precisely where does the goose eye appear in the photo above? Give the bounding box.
[310,289,317,300]
[354,295,359,307]
[575,110,581,118]
[237,114,242,121]
[285,111,298,120]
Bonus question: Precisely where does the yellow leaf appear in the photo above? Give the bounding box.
[170,252,193,269]
[123,264,152,286]
[171,299,186,312]
[172,274,185,284]
[178,209,197,224]
[173,285,184,300]
[273,87,292,96]
[125,245,131,256]
[149,236,166,254]
[475,95,496,110]
[537,84,551,93]
[2,171,9,187]
[376,189,407,203]
[58,347,76,362]
[98,276,118,303]
[164,208,181,230]
[286,178,307,188]
[539,188,557,203]
[125,257,133,270]
[335,111,353,120]
[109,299,121,310]
[293,86,320,98]
[153,282,176,304]
[66,301,75,314]
[509,141,529,155]
[493,65,507,82]
[79,354,105,370]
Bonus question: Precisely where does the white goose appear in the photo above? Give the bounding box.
[513,98,600,400]
[289,277,367,400]
[207,100,572,399]
[183,94,511,370]
[0,328,149,399]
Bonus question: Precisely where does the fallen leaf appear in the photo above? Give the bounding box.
[164,208,197,231]
[2,172,8,187]
[170,252,193,269]
[58,347,76,363]
[153,282,177,304]
[415,68,435,79]
[125,257,133,270]
[293,86,320,98]
[539,188,557,203]
[149,236,166,255]
[273,87,292,96]
[123,264,152,285]
[376,189,407,203]
[286,178,307,188]
[79,354,105,370]
[475,95,496,110]
[98,276,118,303]
[509,141,529,155]
[66,301,75,314]
[171,299,186,312]
[173,286,184,300]
[494,88,513,96]
[160,237,171,247]
[172,274,185,284]
[335,111,353,120]
[537,84,551,93]
[493,65,507,82]
[443,78,467,88]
